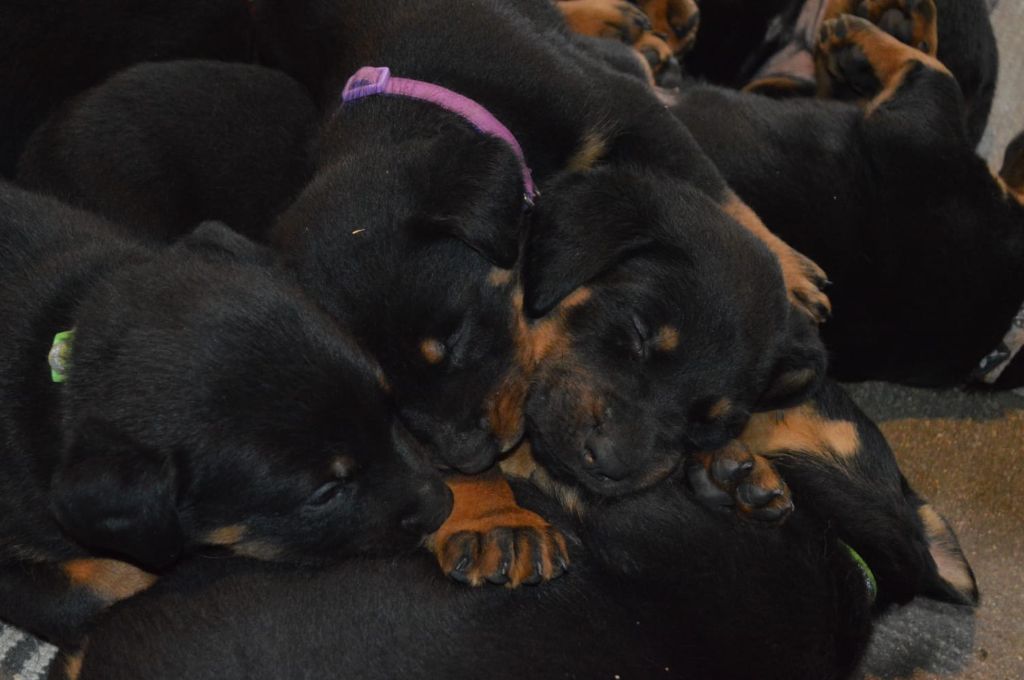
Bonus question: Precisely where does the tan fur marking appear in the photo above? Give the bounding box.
[739,404,861,461]
[231,541,282,561]
[420,338,446,365]
[568,132,608,172]
[63,559,157,603]
[638,0,701,54]
[64,651,84,680]
[723,194,831,321]
[653,325,679,352]
[485,370,529,452]
[488,268,514,287]
[917,504,977,597]
[204,525,246,546]
[707,397,732,421]
[376,367,392,393]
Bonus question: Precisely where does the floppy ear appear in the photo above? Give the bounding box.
[755,310,827,410]
[51,419,184,571]
[179,220,277,266]
[999,129,1024,201]
[522,169,655,318]
[419,136,523,268]
[914,501,980,606]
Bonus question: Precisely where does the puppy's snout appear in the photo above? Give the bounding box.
[399,480,453,536]
[582,432,631,481]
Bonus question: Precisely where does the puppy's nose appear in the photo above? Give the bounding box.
[582,433,631,481]
[399,480,454,535]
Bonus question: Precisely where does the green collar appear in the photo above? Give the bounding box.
[839,540,877,605]
[48,329,75,383]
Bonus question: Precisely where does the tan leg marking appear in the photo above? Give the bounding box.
[723,195,831,323]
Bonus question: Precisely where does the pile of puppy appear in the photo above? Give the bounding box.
[1,0,1018,678]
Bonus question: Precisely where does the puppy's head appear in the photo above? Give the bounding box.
[521,168,824,495]
[51,222,452,570]
[275,130,528,474]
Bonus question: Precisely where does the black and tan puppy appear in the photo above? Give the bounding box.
[0,183,452,650]
[679,0,997,145]
[669,4,1024,387]
[0,0,254,178]
[18,61,319,243]
[63,381,977,680]
[255,0,829,582]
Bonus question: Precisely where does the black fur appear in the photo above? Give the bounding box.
[259,0,825,484]
[17,61,319,243]
[69,382,976,680]
[0,0,254,177]
[0,183,451,648]
[671,66,1024,386]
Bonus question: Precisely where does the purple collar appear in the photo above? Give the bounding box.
[341,66,537,207]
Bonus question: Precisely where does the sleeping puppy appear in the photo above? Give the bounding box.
[672,5,1024,388]
[578,5,1024,387]
[62,382,977,680]
[255,0,828,583]
[0,183,452,650]
[0,0,254,178]
[17,61,319,243]
[680,0,997,145]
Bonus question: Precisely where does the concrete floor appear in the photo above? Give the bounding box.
[848,384,1024,680]
[859,5,1024,677]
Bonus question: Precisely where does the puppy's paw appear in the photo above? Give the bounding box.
[781,247,832,324]
[634,30,676,74]
[638,0,700,54]
[855,0,938,55]
[431,507,569,587]
[559,0,652,43]
[688,445,794,523]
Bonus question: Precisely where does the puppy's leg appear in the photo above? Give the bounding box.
[737,381,979,606]
[816,9,952,116]
[0,557,155,649]
[426,468,569,587]
[687,441,794,523]
[854,0,939,56]
[722,195,832,324]
[556,0,652,43]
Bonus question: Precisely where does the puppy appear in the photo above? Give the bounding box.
[255,0,829,583]
[670,4,1024,387]
[0,0,254,177]
[18,61,319,243]
[63,382,977,680]
[0,183,452,650]
[682,0,997,145]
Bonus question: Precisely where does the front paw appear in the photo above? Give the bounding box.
[559,0,652,44]
[688,444,794,523]
[782,247,832,324]
[429,506,569,587]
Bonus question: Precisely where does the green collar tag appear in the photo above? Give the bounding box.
[49,329,75,383]
[839,540,877,605]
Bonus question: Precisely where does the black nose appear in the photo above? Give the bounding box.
[582,433,631,481]
[399,480,454,535]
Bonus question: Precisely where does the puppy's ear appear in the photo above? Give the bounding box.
[52,419,183,571]
[179,220,277,266]
[999,130,1024,202]
[522,169,654,318]
[914,501,980,606]
[756,310,826,410]
[420,136,523,268]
